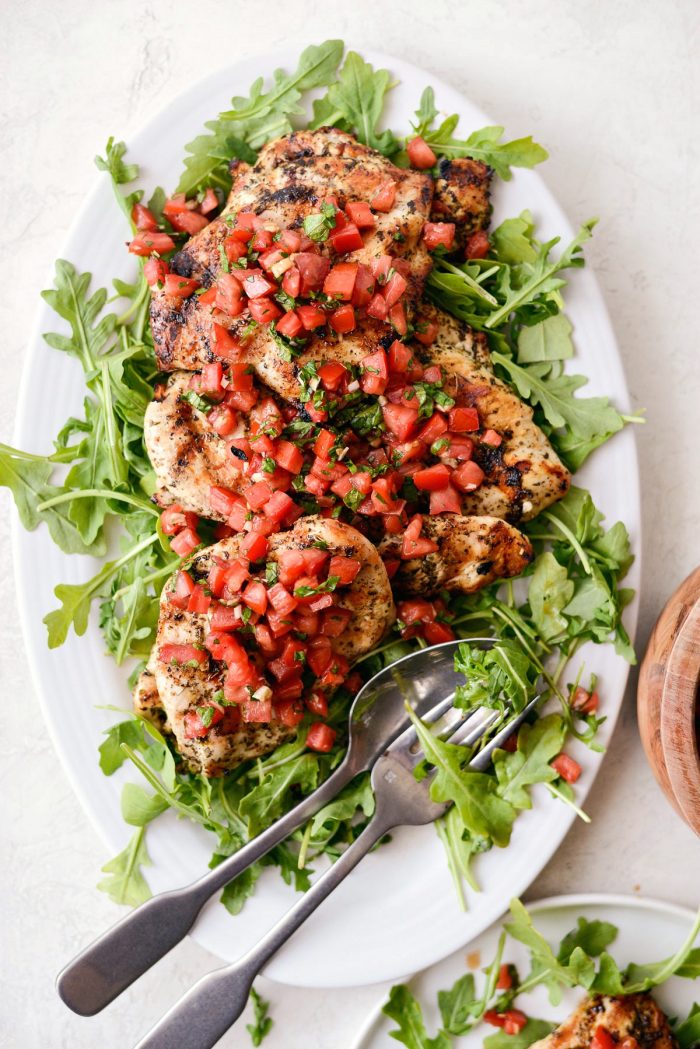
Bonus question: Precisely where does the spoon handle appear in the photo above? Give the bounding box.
[133,811,392,1049]
[56,759,355,1016]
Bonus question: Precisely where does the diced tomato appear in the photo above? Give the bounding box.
[401,515,439,559]
[481,428,502,448]
[163,274,199,299]
[502,1011,528,1036]
[209,324,240,362]
[264,490,295,523]
[344,201,375,229]
[360,349,389,395]
[297,303,327,330]
[223,235,248,265]
[295,252,331,295]
[242,481,272,510]
[128,231,176,256]
[225,644,258,687]
[366,293,389,321]
[307,636,333,676]
[407,136,437,169]
[330,223,363,253]
[240,530,269,561]
[208,405,237,437]
[199,187,219,215]
[429,483,461,514]
[388,340,413,374]
[465,230,490,259]
[266,608,294,638]
[250,298,283,323]
[160,505,198,536]
[144,257,169,286]
[382,403,420,441]
[159,643,207,667]
[371,477,403,514]
[452,460,485,492]
[328,555,362,585]
[422,222,456,251]
[183,710,210,739]
[318,362,348,392]
[414,463,451,491]
[415,414,447,447]
[132,203,159,232]
[275,310,303,339]
[329,304,356,334]
[253,623,278,656]
[310,430,333,462]
[414,319,439,346]
[267,582,298,617]
[321,607,352,637]
[238,270,276,299]
[277,549,307,587]
[214,273,243,316]
[448,406,479,432]
[496,964,514,991]
[251,228,274,252]
[281,265,301,299]
[382,272,408,309]
[572,686,600,715]
[551,753,582,784]
[229,211,260,242]
[324,262,358,301]
[388,302,407,336]
[306,722,337,752]
[200,362,225,397]
[352,264,376,307]
[187,585,211,615]
[207,486,238,518]
[274,698,306,728]
[398,599,436,627]
[591,1028,617,1049]
[278,229,302,252]
[170,527,201,556]
[371,180,397,212]
[271,439,302,475]
[306,690,328,717]
[170,209,209,235]
[423,621,456,645]
[167,569,196,609]
[240,696,273,723]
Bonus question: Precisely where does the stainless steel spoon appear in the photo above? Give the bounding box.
[57,637,493,1016]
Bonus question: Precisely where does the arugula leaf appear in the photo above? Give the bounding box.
[494,715,566,809]
[178,40,344,195]
[484,1019,555,1049]
[239,754,319,837]
[322,51,398,154]
[0,444,105,556]
[99,718,149,775]
[42,259,117,373]
[491,211,538,265]
[309,774,375,845]
[121,782,169,827]
[624,910,700,991]
[528,552,574,641]
[675,1004,700,1049]
[557,917,618,963]
[517,314,574,363]
[408,707,516,847]
[383,985,451,1049]
[437,973,478,1035]
[95,137,141,223]
[97,828,151,907]
[454,640,539,713]
[246,987,273,1047]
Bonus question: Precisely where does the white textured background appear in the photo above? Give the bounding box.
[2,2,700,1047]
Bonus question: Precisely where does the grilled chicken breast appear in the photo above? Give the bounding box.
[414,305,570,521]
[144,372,248,518]
[380,514,532,596]
[151,517,394,774]
[529,995,678,1049]
[152,127,434,375]
[431,157,492,247]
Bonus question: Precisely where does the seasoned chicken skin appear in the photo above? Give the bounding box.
[144,372,248,518]
[152,127,434,376]
[415,305,570,522]
[431,157,492,247]
[152,517,395,774]
[529,994,678,1049]
[380,514,532,596]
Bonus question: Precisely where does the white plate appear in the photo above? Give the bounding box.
[351,894,699,1049]
[12,48,641,987]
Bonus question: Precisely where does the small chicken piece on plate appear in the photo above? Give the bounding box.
[149,516,395,775]
[431,156,493,248]
[529,993,679,1049]
[380,513,532,597]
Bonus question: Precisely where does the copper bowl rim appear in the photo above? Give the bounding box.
[659,598,700,835]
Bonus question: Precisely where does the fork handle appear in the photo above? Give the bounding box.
[57,759,355,1016]
[134,808,394,1049]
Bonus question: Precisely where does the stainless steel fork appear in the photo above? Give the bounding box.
[133,690,540,1049]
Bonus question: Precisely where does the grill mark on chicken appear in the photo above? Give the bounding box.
[431,157,493,248]
[151,127,434,375]
[144,372,248,519]
[149,517,395,774]
[529,994,678,1049]
[379,514,532,596]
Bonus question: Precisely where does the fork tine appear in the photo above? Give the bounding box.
[468,694,542,771]
[446,707,500,748]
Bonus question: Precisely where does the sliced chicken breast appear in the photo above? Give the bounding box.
[414,305,570,521]
[152,517,395,775]
[529,994,678,1049]
[380,514,532,596]
[431,156,492,247]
